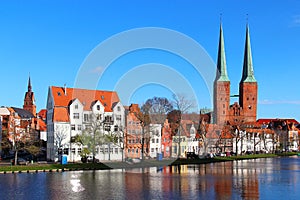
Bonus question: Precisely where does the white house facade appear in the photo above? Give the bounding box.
[149,124,162,158]
[46,86,125,162]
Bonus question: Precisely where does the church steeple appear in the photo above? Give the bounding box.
[239,24,258,122]
[215,23,230,82]
[240,25,256,83]
[213,23,230,125]
[23,75,36,117]
[28,76,32,92]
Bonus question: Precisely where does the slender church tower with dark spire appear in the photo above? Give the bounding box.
[23,76,37,117]
[213,23,230,125]
[239,25,257,122]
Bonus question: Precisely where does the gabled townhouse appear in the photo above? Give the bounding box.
[125,104,143,159]
[161,119,172,158]
[171,120,199,158]
[257,119,299,152]
[149,124,162,158]
[46,86,125,162]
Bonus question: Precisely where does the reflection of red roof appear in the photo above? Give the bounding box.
[51,86,120,112]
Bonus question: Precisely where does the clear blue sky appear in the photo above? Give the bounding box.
[1,1,300,120]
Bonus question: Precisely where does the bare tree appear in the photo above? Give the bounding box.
[133,104,151,160]
[172,93,195,158]
[142,97,173,125]
[54,125,68,153]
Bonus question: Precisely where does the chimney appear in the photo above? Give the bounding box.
[64,84,67,96]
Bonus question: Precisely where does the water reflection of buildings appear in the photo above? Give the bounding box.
[233,161,260,200]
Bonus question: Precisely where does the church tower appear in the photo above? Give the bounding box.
[239,25,257,122]
[214,24,230,125]
[23,76,37,117]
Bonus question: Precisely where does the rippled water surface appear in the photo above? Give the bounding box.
[0,156,300,200]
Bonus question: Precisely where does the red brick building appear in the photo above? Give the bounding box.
[125,104,143,159]
[23,76,37,117]
[213,24,257,126]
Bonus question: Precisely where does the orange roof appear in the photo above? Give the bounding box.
[257,118,299,125]
[51,86,120,112]
[38,118,47,131]
[38,109,47,120]
[53,107,69,122]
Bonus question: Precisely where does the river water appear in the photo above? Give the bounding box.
[0,156,299,200]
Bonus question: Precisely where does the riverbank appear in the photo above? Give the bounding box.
[0,152,298,173]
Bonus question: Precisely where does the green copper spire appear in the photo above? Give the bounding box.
[241,25,257,82]
[215,23,230,82]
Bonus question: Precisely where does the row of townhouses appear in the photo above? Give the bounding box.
[1,24,300,162]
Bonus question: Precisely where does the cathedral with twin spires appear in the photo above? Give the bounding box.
[213,24,257,126]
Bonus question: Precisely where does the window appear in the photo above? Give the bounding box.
[114,125,118,131]
[63,148,69,155]
[117,106,121,111]
[110,148,113,153]
[100,148,103,153]
[71,148,76,153]
[75,104,78,109]
[78,148,82,154]
[128,149,130,153]
[115,148,118,154]
[71,124,75,130]
[97,105,100,110]
[97,114,101,120]
[105,148,108,153]
[105,125,111,131]
[151,148,154,152]
[73,113,79,119]
[77,125,82,131]
[84,114,89,122]
[152,138,155,143]
[101,95,104,100]
[156,138,159,143]
[116,115,121,121]
[136,149,139,153]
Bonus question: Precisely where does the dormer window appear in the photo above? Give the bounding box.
[101,95,104,100]
[57,92,61,96]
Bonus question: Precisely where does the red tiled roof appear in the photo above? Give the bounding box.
[53,107,69,122]
[51,86,120,112]
[257,118,299,125]
[38,118,47,131]
[38,109,47,120]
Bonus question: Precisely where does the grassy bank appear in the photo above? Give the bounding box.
[0,152,298,173]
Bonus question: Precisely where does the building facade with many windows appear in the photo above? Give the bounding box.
[46,86,125,162]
